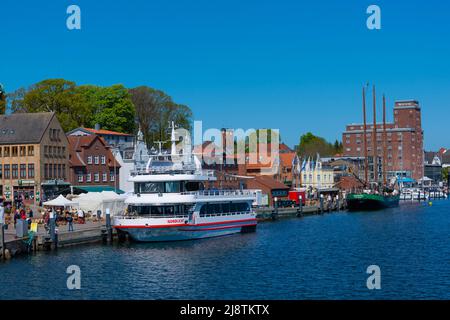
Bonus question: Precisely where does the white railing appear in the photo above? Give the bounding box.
[130,168,215,177]
[116,214,189,219]
[181,190,256,198]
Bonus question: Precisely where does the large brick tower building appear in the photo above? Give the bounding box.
[342,100,424,181]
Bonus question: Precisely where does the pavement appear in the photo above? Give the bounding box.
[4,220,104,243]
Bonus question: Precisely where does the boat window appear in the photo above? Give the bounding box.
[165,181,181,193]
[185,181,204,192]
[151,206,164,215]
[198,202,250,216]
[135,182,164,194]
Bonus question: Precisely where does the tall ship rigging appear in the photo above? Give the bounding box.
[113,123,257,242]
[346,86,400,211]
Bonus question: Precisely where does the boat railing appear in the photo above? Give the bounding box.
[130,168,215,177]
[115,214,189,219]
[181,190,256,198]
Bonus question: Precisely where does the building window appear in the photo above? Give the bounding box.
[12,146,18,157]
[94,156,99,165]
[54,164,58,179]
[101,156,106,165]
[44,164,48,179]
[49,164,53,179]
[61,147,66,159]
[4,147,9,157]
[0,164,2,178]
[110,171,115,182]
[0,147,2,157]
[28,164,35,179]
[87,156,93,164]
[20,164,26,179]
[86,173,92,182]
[102,172,107,182]
[28,146,34,156]
[4,164,10,179]
[20,146,26,156]
[78,174,83,182]
[94,173,100,182]
[62,165,66,179]
[12,164,18,179]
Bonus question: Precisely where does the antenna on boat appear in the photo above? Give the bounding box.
[169,121,178,157]
[154,141,164,155]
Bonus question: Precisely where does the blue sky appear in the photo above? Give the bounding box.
[1,0,449,150]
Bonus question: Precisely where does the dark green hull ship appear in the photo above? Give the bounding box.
[346,193,400,211]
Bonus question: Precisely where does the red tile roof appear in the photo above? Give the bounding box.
[68,135,121,168]
[83,128,133,136]
[248,175,289,190]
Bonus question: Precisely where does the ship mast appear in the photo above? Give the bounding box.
[362,87,369,186]
[372,85,378,186]
[382,95,387,186]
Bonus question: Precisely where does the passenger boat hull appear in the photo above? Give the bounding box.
[114,218,257,242]
[346,194,400,211]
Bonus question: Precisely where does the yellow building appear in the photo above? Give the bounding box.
[0,112,69,206]
[300,155,335,190]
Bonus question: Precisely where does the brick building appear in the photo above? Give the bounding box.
[0,112,70,205]
[68,135,121,193]
[342,100,424,181]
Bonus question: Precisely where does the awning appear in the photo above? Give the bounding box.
[73,185,125,194]
[398,177,415,183]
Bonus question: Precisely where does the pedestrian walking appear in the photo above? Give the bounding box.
[67,213,74,232]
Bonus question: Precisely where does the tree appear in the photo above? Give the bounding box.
[8,79,91,131]
[78,84,136,134]
[129,86,192,147]
[7,79,136,133]
[297,132,339,158]
[443,167,449,183]
[0,83,6,114]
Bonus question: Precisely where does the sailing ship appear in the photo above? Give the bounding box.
[346,86,400,211]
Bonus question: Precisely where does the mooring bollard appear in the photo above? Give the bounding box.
[105,208,113,243]
[0,223,5,260]
[297,195,303,217]
[272,197,279,220]
[319,195,324,213]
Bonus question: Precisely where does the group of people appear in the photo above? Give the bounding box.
[42,208,86,232]
[12,207,34,228]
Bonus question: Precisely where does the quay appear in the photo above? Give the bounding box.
[0,200,346,260]
[0,220,112,260]
[256,199,346,221]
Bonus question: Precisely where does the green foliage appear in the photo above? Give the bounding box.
[297,132,341,158]
[443,167,449,182]
[7,79,136,133]
[0,85,5,114]
[77,84,136,133]
[129,86,192,148]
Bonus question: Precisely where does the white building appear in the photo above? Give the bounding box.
[114,127,150,193]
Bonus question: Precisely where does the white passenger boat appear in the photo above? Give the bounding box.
[113,125,257,242]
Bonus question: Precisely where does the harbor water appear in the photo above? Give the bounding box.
[1,200,449,300]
